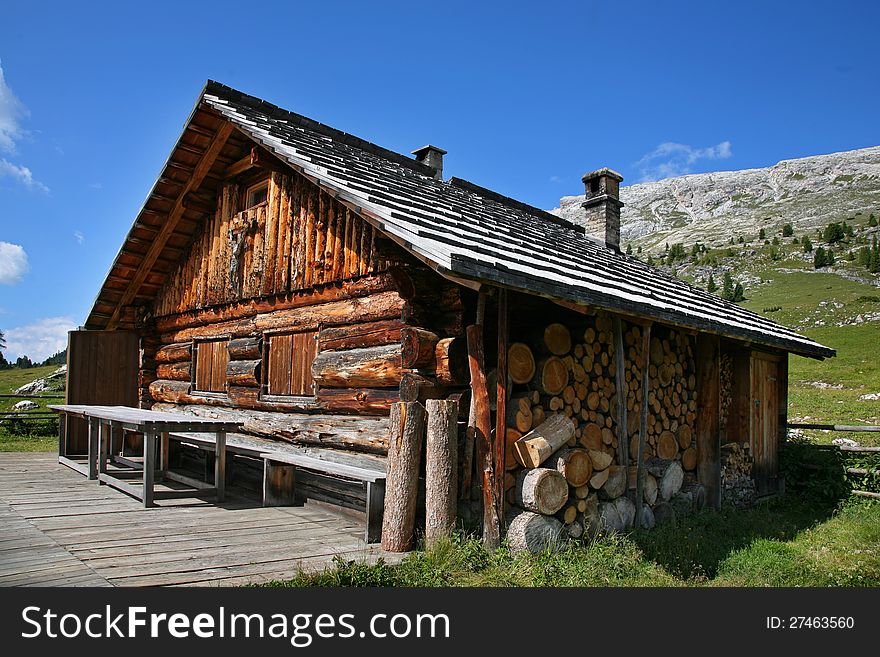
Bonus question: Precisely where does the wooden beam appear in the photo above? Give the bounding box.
[467,322,500,548]
[224,146,290,179]
[634,322,651,524]
[494,287,509,515]
[695,333,721,508]
[612,315,629,471]
[107,121,234,329]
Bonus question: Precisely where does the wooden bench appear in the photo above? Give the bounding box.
[260,452,385,544]
[168,431,386,543]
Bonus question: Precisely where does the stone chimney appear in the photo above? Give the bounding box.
[412,144,447,180]
[581,168,624,251]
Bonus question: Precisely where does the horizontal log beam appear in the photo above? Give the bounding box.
[150,402,390,454]
[154,273,396,334]
[312,344,402,388]
[319,319,406,352]
[161,289,405,343]
[155,342,192,363]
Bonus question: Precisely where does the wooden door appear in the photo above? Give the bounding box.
[750,353,779,495]
[65,330,139,453]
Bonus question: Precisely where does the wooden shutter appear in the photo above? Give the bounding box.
[267,330,317,396]
[194,339,229,393]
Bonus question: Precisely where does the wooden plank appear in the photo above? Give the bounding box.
[696,334,721,508]
[494,288,508,510]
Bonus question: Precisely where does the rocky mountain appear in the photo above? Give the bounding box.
[553,146,880,251]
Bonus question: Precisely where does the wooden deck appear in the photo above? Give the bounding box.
[0,452,398,587]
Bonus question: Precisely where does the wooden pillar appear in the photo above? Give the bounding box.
[696,334,721,508]
[634,323,652,523]
[777,352,789,447]
[612,316,629,470]
[467,322,500,549]
[425,398,459,546]
[494,288,509,514]
[381,401,427,552]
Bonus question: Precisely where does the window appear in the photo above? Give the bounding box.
[193,339,229,393]
[244,180,268,209]
[264,330,318,397]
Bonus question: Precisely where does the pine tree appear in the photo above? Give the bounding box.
[869,213,878,227]
[759,228,766,240]
[813,246,827,268]
[870,236,880,273]
[733,283,745,302]
[803,236,813,253]
[707,274,718,293]
[782,223,794,237]
[722,272,735,300]
[626,243,632,255]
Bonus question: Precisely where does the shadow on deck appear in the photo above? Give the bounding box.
[0,452,397,587]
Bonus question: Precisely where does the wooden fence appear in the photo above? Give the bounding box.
[787,422,880,499]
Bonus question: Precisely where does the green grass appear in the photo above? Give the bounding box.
[0,365,61,452]
[263,499,879,588]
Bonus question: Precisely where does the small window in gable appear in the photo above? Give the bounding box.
[193,339,229,394]
[245,180,269,209]
[264,330,318,398]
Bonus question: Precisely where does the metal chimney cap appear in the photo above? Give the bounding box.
[411,144,448,156]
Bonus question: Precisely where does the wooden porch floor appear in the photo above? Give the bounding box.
[0,452,398,587]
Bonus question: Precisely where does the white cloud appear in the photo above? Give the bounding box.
[0,60,28,154]
[635,140,733,182]
[2,316,76,362]
[73,230,84,244]
[0,241,29,284]
[89,182,102,190]
[0,61,47,192]
[0,158,49,193]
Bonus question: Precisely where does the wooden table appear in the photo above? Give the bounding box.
[49,405,241,507]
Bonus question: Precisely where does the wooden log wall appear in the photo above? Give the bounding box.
[153,170,378,317]
[142,254,471,459]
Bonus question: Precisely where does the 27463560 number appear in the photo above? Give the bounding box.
[790,617,854,629]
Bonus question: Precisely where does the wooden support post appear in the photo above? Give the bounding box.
[425,399,459,546]
[87,416,99,480]
[494,288,509,513]
[635,323,652,524]
[98,421,110,481]
[467,322,500,549]
[215,430,227,503]
[365,480,385,544]
[160,431,170,472]
[696,334,721,508]
[58,413,67,458]
[381,402,427,552]
[612,316,629,471]
[143,430,156,507]
[460,293,487,500]
[263,459,297,507]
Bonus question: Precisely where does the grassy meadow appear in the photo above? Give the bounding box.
[0,364,62,452]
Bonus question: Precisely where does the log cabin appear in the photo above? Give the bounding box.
[69,81,835,547]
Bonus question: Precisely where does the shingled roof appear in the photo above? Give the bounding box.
[88,81,835,360]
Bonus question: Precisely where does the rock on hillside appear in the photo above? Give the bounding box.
[553,146,880,250]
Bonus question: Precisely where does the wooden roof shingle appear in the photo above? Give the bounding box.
[87,81,834,360]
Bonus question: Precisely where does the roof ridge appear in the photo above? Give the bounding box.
[203,80,438,178]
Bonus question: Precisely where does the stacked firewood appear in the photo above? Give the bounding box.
[622,326,697,469]
[720,441,756,509]
[499,314,703,552]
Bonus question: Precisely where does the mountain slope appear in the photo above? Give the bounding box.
[554,146,880,250]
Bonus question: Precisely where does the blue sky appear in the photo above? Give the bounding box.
[1,0,878,361]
